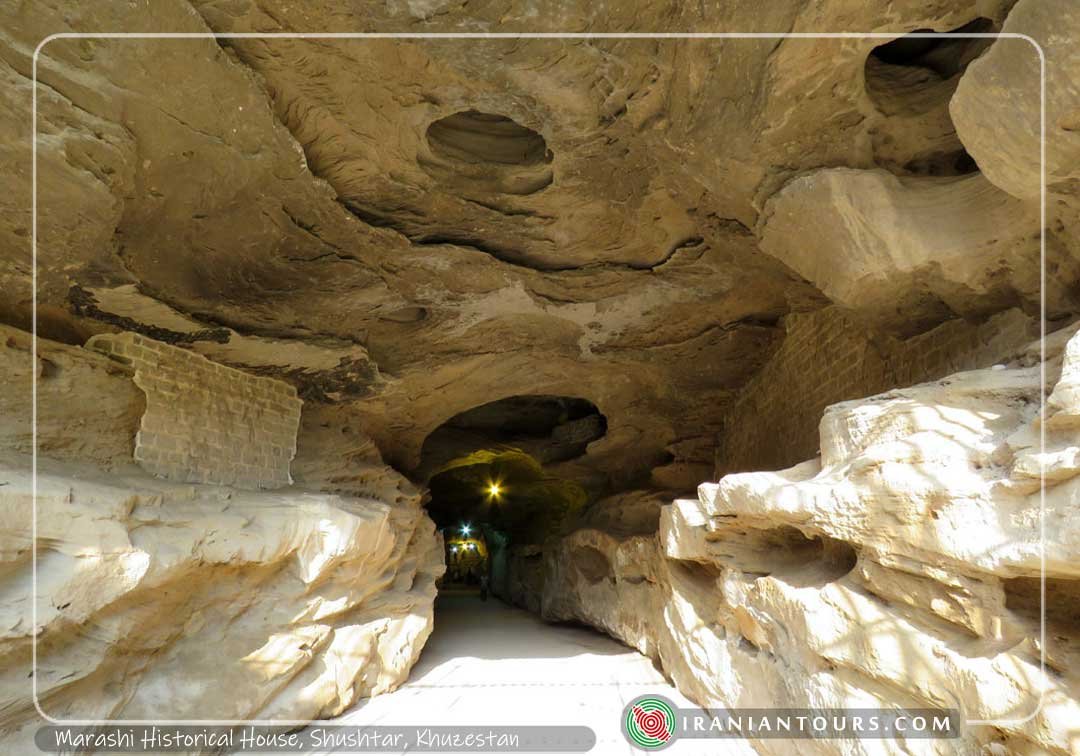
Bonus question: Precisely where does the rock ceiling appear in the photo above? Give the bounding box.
[3,0,1078,496]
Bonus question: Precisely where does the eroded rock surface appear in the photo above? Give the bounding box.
[4,0,1077,494]
[0,326,444,748]
[759,171,1057,331]
[0,458,443,741]
[2,0,1080,752]
[507,325,1080,754]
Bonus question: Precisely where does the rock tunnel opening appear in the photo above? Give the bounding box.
[417,395,621,643]
[864,19,992,177]
[427,447,591,575]
[868,18,993,75]
[418,395,607,480]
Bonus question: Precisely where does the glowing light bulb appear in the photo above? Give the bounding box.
[461,524,472,536]
[487,482,502,498]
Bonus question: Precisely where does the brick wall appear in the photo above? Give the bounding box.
[713,307,1038,477]
[87,332,302,489]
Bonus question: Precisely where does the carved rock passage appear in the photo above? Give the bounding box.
[504,324,1080,754]
[2,0,1080,751]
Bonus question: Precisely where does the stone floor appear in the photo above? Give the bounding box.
[306,588,734,755]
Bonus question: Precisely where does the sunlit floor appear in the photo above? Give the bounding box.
[305,588,729,755]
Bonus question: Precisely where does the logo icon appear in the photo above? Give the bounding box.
[622,695,678,750]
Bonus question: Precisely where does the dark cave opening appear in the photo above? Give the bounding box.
[420,396,607,601]
[427,447,588,543]
[427,110,552,167]
[900,147,979,176]
[418,395,607,481]
[421,110,555,197]
[868,18,993,77]
[864,18,992,178]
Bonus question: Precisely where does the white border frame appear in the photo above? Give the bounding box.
[31,30,1047,731]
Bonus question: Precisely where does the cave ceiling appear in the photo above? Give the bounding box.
[3,0,1077,494]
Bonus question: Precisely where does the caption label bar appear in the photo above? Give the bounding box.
[35,725,597,753]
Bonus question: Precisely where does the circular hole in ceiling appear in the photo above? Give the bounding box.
[426,110,552,167]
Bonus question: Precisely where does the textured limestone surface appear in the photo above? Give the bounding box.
[501,324,1080,755]
[0,326,444,748]
[759,172,1053,331]
[0,324,144,470]
[0,455,444,747]
[5,0,1079,496]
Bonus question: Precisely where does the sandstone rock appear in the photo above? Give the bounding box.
[759,170,1048,329]
[951,0,1080,202]
[950,0,1080,330]
[0,325,444,749]
[1044,323,1080,427]
[0,455,443,748]
[0,324,143,470]
[2,0,1061,498]
[490,542,545,617]
[516,323,1080,755]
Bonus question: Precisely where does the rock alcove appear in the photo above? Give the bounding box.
[422,110,554,197]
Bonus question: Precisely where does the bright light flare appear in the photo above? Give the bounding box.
[486,482,502,499]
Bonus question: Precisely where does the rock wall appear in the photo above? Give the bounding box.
[0,459,443,740]
[0,328,444,749]
[0,325,143,470]
[512,323,1080,755]
[490,541,545,617]
[714,307,1039,477]
[87,332,302,490]
[290,402,426,506]
[490,490,667,613]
